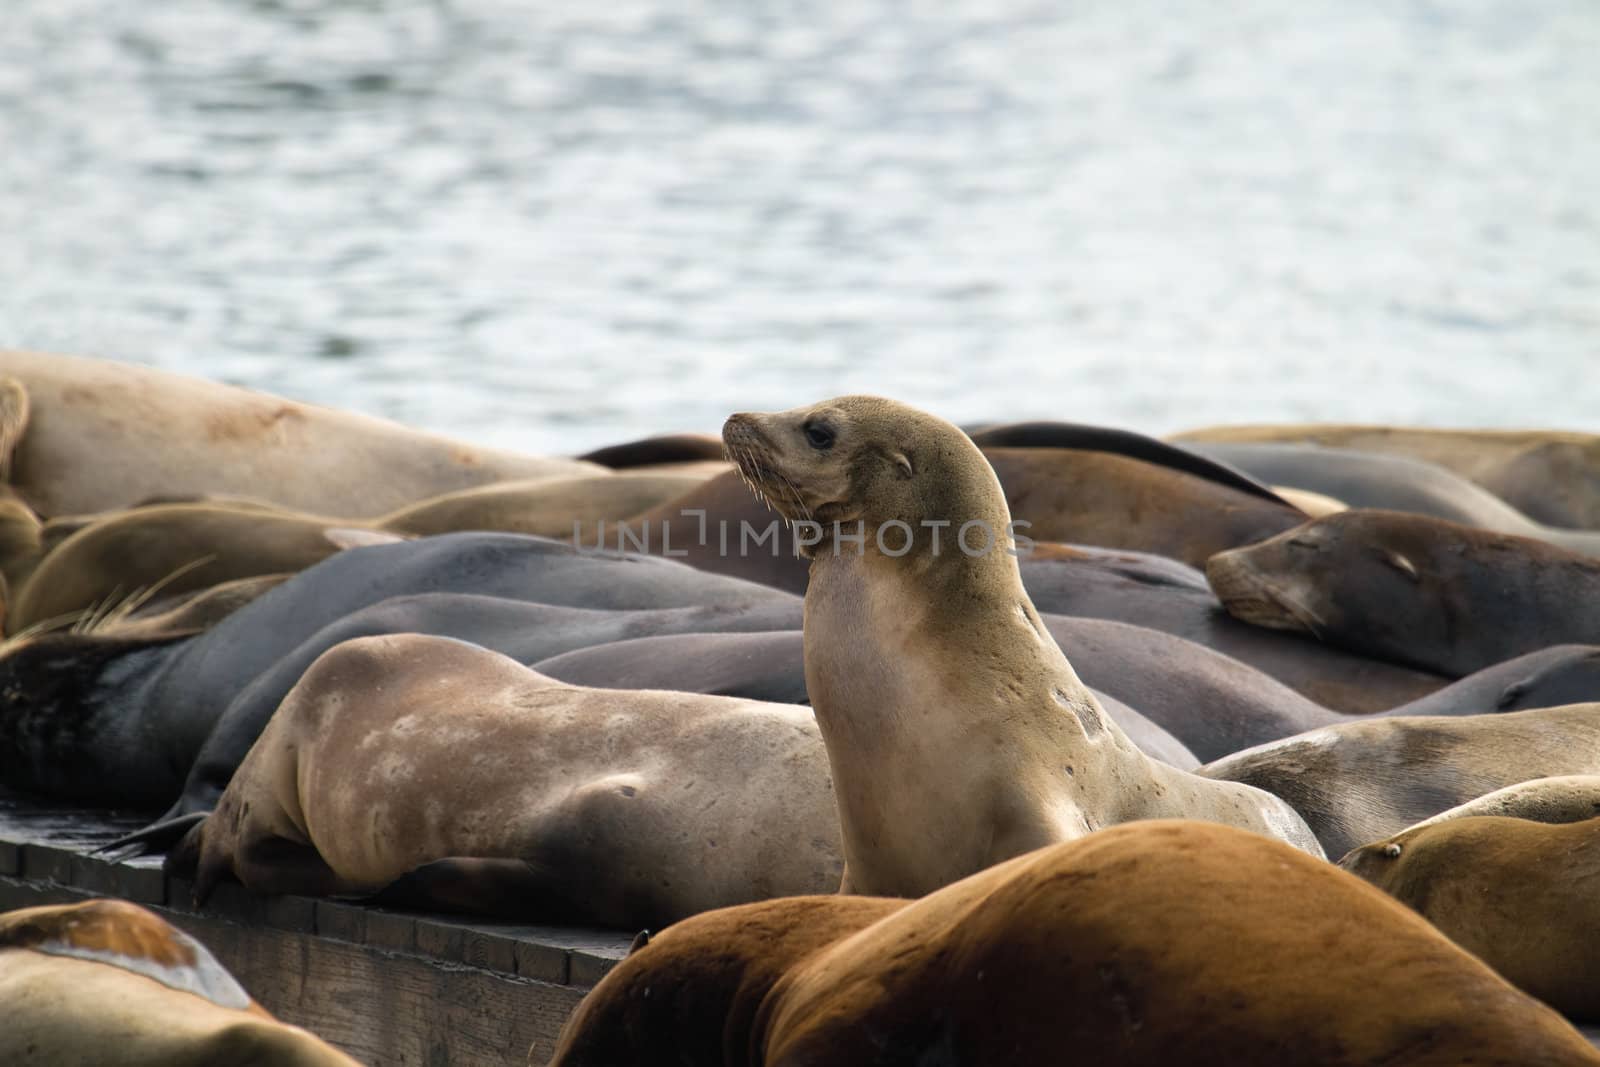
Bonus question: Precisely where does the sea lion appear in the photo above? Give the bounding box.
[549,820,1600,1067]
[577,432,728,469]
[1363,775,1600,831]
[0,533,795,808]
[175,632,842,928]
[1207,509,1600,675]
[1171,422,1600,530]
[381,471,706,538]
[0,899,360,1066]
[5,472,709,634]
[530,629,1202,770]
[6,506,366,634]
[1199,703,1600,857]
[965,420,1290,503]
[1340,815,1600,1020]
[1186,441,1600,554]
[0,349,600,517]
[982,447,1309,567]
[723,395,1321,898]
[1019,542,1447,712]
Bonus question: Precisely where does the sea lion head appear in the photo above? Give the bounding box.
[721,396,1010,559]
[1337,834,1409,888]
[1204,510,1479,671]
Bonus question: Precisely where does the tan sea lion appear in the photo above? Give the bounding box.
[1367,774,1600,831]
[1340,815,1600,1020]
[1199,703,1600,857]
[1172,422,1600,530]
[549,821,1600,1067]
[0,898,360,1066]
[0,349,600,518]
[1206,509,1600,676]
[722,395,1321,898]
[175,632,842,927]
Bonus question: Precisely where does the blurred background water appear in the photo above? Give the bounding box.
[1,0,1595,455]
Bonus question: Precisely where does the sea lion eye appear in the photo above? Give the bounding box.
[1381,843,1402,858]
[803,422,835,450]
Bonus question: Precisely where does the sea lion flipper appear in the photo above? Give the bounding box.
[369,857,568,919]
[94,812,209,860]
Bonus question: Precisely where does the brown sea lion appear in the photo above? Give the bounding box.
[378,472,708,538]
[0,349,599,518]
[5,473,707,634]
[1206,509,1600,676]
[577,432,728,469]
[0,898,361,1066]
[1172,422,1600,530]
[1199,703,1600,857]
[982,447,1309,567]
[7,507,373,634]
[723,395,1320,898]
[549,821,1599,1067]
[1340,815,1600,1020]
[175,632,842,927]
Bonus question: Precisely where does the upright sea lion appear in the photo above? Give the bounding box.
[0,899,360,1066]
[0,350,601,517]
[1207,509,1600,675]
[1340,815,1600,1020]
[1172,422,1600,530]
[1188,441,1600,554]
[1199,703,1600,857]
[176,633,842,928]
[723,396,1321,897]
[549,821,1600,1067]
[0,533,795,808]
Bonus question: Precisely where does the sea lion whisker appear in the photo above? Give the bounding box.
[81,555,219,634]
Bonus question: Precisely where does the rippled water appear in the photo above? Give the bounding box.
[2,1,1596,454]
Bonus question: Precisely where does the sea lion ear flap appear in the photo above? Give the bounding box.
[627,929,652,955]
[1381,842,1403,858]
[1381,552,1419,582]
[891,452,914,479]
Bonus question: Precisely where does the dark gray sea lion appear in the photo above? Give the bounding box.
[1020,543,1446,712]
[0,533,794,808]
[1186,441,1600,554]
[1207,509,1600,675]
[531,630,1201,770]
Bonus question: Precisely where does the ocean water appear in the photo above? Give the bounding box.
[1,0,1596,455]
